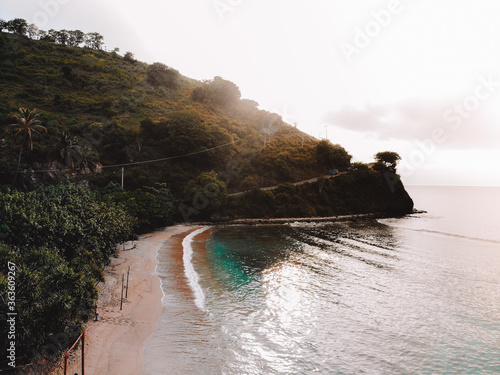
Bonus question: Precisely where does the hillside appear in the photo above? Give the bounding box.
[0,27,413,220]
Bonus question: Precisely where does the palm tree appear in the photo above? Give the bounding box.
[50,132,97,172]
[7,108,47,186]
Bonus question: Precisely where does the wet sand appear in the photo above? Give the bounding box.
[141,227,219,375]
[83,225,197,375]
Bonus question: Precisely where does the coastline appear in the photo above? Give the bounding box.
[82,225,197,375]
[197,211,423,226]
[200,213,380,226]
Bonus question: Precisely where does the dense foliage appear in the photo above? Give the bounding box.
[183,171,228,220]
[225,167,413,220]
[101,182,178,233]
[0,184,135,361]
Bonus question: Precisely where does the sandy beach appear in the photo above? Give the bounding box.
[82,225,199,375]
[65,216,381,375]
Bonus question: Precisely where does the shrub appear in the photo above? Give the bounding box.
[146,62,179,89]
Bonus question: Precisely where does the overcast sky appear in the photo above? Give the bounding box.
[2,0,500,185]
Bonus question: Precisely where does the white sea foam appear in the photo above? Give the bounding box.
[155,238,168,306]
[183,227,210,312]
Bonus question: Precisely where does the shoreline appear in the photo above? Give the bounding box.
[194,210,424,226]
[196,213,381,226]
[82,225,198,375]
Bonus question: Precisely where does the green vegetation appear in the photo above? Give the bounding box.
[0,20,414,366]
[0,184,134,361]
[225,165,413,219]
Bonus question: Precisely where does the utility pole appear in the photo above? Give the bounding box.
[121,167,124,189]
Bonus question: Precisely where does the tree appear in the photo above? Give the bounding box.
[124,51,135,63]
[374,151,401,172]
[25,23,40,39]
[146,62,179,89]
[0,19,7,32]
[84,32,104,50]
[184,171,228,218]
[105,183,177,232]
[5,18,28,35]
[191,86,207,102]
[67,30,85,46]
[191,77,241,107]
[315,140,352,171]
[241,99,259,108]
[55,29,69,45]
[40,29,58,43]
[349,162,370,172]
[7,108,47,186]
[240,175,259,191]
[210,76,241,106]
[261,111,282,136]
[50,133,97,172]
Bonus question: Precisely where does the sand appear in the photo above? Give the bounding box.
[82,225,198,375]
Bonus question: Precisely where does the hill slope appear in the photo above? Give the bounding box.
[0,30,413,219]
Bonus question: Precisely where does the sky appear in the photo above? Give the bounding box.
[2,0,500,186]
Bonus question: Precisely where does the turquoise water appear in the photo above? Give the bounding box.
[143,186,500,375]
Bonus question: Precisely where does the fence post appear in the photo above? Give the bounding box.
[125,266,130,299]
[82,331,85,375]
[120,274,124,310]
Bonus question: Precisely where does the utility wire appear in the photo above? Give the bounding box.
[102,135,249,169]
[10,135,250,174]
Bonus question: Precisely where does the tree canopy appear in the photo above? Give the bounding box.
[5,18,28,35]
[374,151,401,172]
[315,140,352,171]
[191,76,241,107]
[146,62,179,89]
[1,18,104,50]
[183,171,228,219]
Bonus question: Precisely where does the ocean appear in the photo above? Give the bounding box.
[143,185,500,375]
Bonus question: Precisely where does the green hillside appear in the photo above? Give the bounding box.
[0,31,324,190]
[0,26,413,221]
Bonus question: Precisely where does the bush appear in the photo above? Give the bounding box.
[146,62,179,89]
[102,182,177,233]
[191,76,241,107]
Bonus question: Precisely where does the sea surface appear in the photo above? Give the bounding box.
[143,185,500,375]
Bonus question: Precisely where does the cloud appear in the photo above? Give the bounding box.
[323,99,500,149]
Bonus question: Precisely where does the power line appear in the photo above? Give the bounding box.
[10,136,249,174]
[101,136,247,169]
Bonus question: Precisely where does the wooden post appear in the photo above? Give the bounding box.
[125,266,130,299]
[81,331,85,375]
[120,274,124,310]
